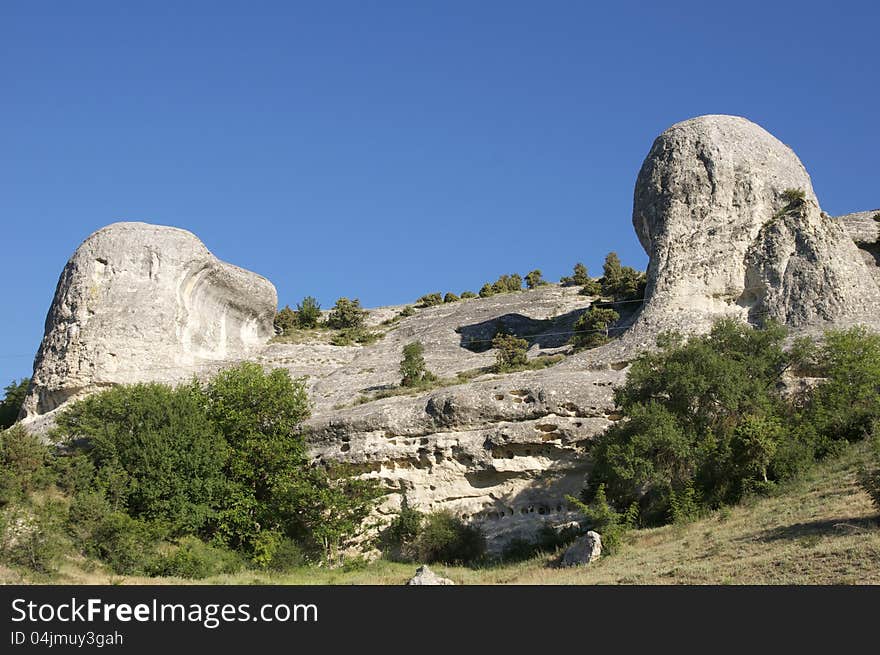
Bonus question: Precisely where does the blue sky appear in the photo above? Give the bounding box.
[2,0,878,385]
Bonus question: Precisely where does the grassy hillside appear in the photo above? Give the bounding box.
[6,440,877,585]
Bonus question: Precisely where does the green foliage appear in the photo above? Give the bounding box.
[0,378,29,429]
[781,188,806,207]
[148,536,242,579]
[443,292,460,303]
[500,524,580,562]
[600,252,646,301]
[206,363,310,550]
[378,503,485,564]
[379,496,423,561]
[668,481,702,524]
[492,333,529,372]
[400,342,436,388]
[296,296,322,329]
[414,511,486,564]
[330,327,381,346]
[273,305,297,336]
[491,273,523,294]
[326,297,366,330]
[417,293,443,308]
[806,327,880,441]
[588,319,791,524]
[399,305,416,317]
[566,484,629,554]
[479,283,495,298]
[1,501,66,573]
[570,306,620,349]
[561,262,590,287]
[525,270,547,289]
[56,382,230,536]
[91,511,157,575]
[460,291,477,299]
[0,424,53,505]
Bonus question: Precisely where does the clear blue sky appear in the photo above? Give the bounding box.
[2,0,878,385]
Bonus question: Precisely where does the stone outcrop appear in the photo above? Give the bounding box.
[627,115,880,345]
[21,222,276,421]
[560,531,602,567]
[406,565,455,585]
[17,116,880,553]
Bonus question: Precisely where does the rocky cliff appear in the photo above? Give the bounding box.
[21,222,277,424]
[20,116,880,550]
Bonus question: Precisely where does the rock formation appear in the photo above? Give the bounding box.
[17,116,880,552]
[21,222,276,421]
[627,115,880,345]
[560,531,602,567]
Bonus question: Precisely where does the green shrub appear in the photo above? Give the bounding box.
[0,378,29,429]
[781,188,806,206]
[561,262,590,287]
[400,342,436,388]
[525,270,547,289]
[479,283,495,298]
[67,491,113,553]
[588,319,792,524]
[265,538,307,571]
[443,292,460,303]
[330,327,381,346]
[1,502,66,573]
[492,333,529,372]
[570,306,620,349]
[807,327,880,442]
[148,536,242,579]
[417,293,443,308]
[56,382,230,537]
[460,291,477,299]
[91,511,157,575]
[378,496,424,561]
[326,297,366,330]
[399,305,416,317]
[600,252,645,300]
[273,305,297,336]
[566,484,629,555]
[491,274,522,294]
[296,296,322,329]
[414,511,485,564]
[0,424,53,504]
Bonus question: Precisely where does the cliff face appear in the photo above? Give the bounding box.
[21,222,277,422]
[20,116,880,550]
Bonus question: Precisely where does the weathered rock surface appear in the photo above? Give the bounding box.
[406,564,455,585]
[21,222,277,420]
[561,531,602,567]
[18,116,880,553]
[837,210,880,286]
[627,115,880,346]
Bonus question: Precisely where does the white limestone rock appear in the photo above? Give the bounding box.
[628,115,880,342]
[22,221,276,419]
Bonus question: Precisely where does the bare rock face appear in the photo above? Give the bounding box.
[629,115,880,342]
[22,222,276,419]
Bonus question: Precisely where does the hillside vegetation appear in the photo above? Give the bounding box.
[3,440,877,585]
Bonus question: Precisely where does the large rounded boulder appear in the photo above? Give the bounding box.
[627,114,879,341]
[22,222,277,420]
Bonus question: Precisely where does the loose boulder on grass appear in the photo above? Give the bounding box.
[406,564,455,585]
[561,531,602,567]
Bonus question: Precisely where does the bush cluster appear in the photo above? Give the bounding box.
[585,321,880,528]
[570,306,620,349]
[0,364,382,576]
[379,499,486,565]
[492,333,529,372]
[0,378,29,429]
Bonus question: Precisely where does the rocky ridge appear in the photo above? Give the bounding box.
[19,115,880,550]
